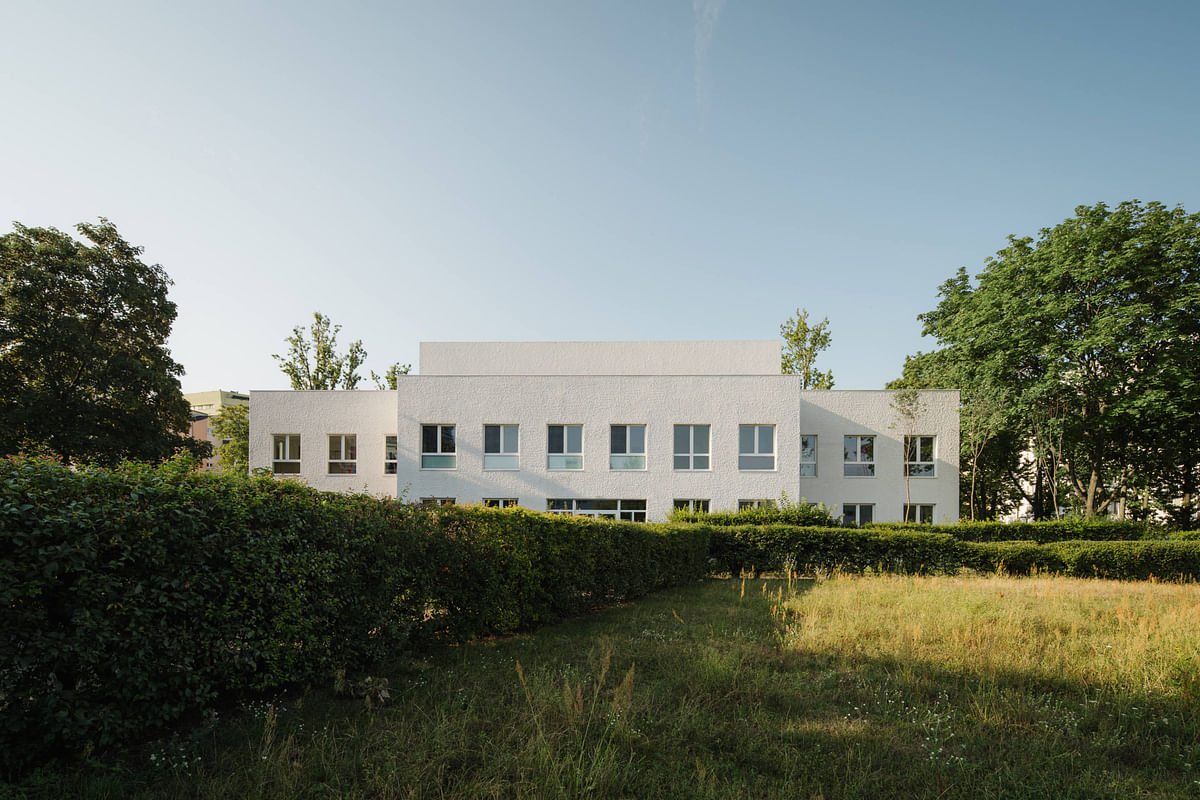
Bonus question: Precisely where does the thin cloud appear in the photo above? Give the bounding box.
[692,0,725,126]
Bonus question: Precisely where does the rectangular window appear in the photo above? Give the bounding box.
[384,435,397,474]
[547,424,583,470]
[800,435,817,477]
[610,424,646,470]
[546,498,647,522]
[905,435,936,477]
[419,496,456,507]
[327,434,357,474]
[484,498,518,508]
[738,425,775,470]
[484,424,519,470]
[904,504,934,523]
[673,425,710,470]
[421,424,456,469]
[673,499,710,513]
[272,434,301,474]
[738,499,777,510]
[842,503,874,525]
[843,435,875,477]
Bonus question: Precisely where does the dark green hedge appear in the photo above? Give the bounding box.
[0,458,707,773]
[704,523,1200,581]
[670,503,838,528]
[864,519,1164,542]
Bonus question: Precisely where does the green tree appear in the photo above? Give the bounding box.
[0,219,205,465]
[211,403,249,474]
[913,201,1200,520]
[780,307,835,388]
[274,312,368,390]
[371,362,411,389]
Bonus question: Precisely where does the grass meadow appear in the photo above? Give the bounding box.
[10,575,1200,799]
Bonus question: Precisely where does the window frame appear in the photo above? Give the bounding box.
[800,434,817,477]
[483,498,518,508]
[546,498,647,522]
[271,434,301,474]
[420,424,457,470]
[483,424,520,471]
[673,498,711,513]
[327,433,357,475]
[738,424,776,471]
[738,499,777,511]
[384,434,397,474]
[609,424,647,471]
[418,496,456,507]
[842,503,874,526]
[673,424,711,471]
[547,424,584,470]
[904,503,934,523]
[843,435,876,477]
[905,435,936,477]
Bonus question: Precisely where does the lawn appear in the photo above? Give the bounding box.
[11,575,1200,799]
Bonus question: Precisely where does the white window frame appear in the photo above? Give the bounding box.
[905,435,936,477]
[546,498,647,522]
[738,424,776,471]
[842,503,874,525]
[384,434,397,474]
[800,434,817,477]
[738,499,777,510]
[904,503,934,523]
[419,496,456,506]
[421,424,457,470]
[272,434,301,474]
[673,499,710,513]
[483,424,520,471]
[843,435,876,477]
[327,434,357,475]
[547,424,584,470]
[483,498,518,508]
[609,424,647,471]
[673,424,711,471]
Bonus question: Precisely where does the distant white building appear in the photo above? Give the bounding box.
[249,341,959,523]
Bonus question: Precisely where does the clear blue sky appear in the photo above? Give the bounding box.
[3,1,1197,391]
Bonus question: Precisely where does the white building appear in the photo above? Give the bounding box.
[249,341,959,523]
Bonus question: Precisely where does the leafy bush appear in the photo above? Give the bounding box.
[864,519,1164,543]
[670,501,838,528]
[0,458,707,773]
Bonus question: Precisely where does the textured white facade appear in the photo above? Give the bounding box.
[420,340,782,376]
[250,342,959,523]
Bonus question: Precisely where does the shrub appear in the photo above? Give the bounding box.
[670,501,838,528]
[865,519,1164,543]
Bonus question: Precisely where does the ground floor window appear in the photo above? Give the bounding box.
[904,503,934,523]
[384,435,397,474]
[842,503,873,525]
[547,498,647,522]
[484,498,518,508]
[419,496,456,507]
[328,434,357,474]
[738,499,776,511]
[673,499,710,513]
[272,434,301,474]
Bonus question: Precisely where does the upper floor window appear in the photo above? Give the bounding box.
[548,424,583,470]
[610,425,646,470]
[421,424,456,469]
[484,424,519,470]
[328,434,357,474]
[844,435,875,477]
[384,435,397,474]
[800,435,817,477]
[673,425,710,470]
[272,434,300,474]
[905,435,935,477]
[738,425,775,470]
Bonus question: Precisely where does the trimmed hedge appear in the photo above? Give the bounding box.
[863,519,1164,543]
[671,503,838,528]
[704,523,1200,581]
[0,458,707,772]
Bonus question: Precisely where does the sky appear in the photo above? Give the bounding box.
[2,1,1198,392]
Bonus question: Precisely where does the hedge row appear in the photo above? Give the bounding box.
[670,503,838,528]
[703,523,1200,580]
[0,457,708,773]
[863,518,1167,543]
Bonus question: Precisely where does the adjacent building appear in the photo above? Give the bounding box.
[184,390,249,472]
[249,341,959,523]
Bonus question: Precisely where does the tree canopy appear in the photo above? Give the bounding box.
[904,200,1200,522]
[780,307,834,389]
[273,312,368,390]
[0,219,205,465]
[210,403,249,474]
